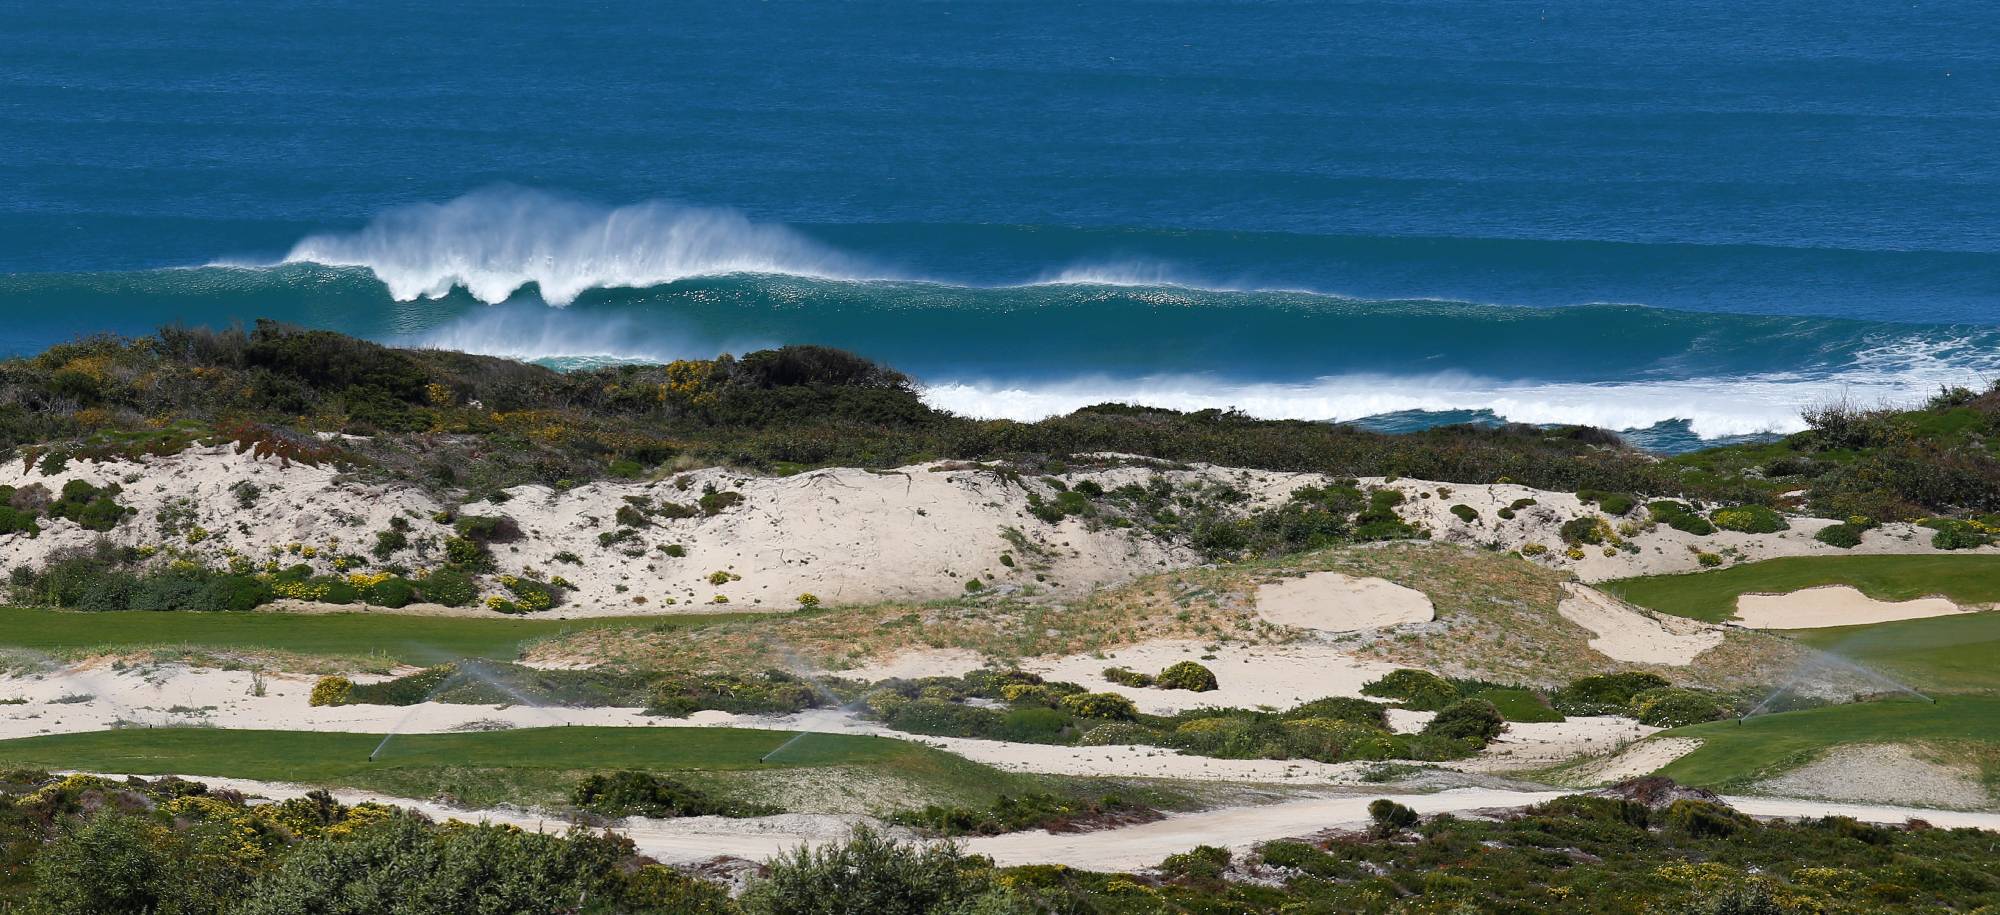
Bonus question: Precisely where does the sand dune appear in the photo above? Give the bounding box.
[1557,583,1723,665]
[1734,586,1977,629]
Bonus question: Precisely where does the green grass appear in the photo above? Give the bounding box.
[1470,688,1565,723]
[0,726,1028,811]
[1794,613,2000,694]
[0,606,760,666]
[1602,555,2000,623]
[1658,695,2000,791]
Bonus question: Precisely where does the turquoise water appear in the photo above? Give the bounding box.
[5,2,1997,449]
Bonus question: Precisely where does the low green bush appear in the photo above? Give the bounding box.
[1552,672,1671,715]
[1101,667,1153,688]
[1648,500,1716,535]
[1629,687,1730,727]
[1155,660,1217,692]
[1449,504,1479,523]
[1281,696,1389,728]
[1422,698,1505,744]
[1059,692,1139,720]
[1921,518,1993,550]
[417,569,477,607]
[1711,504,1789,534]
[890,792,1151,837]
[1812,522,1865,548]
[571,770,772,819]
[1361,669,1462,711]
[648,671,821,717]
[1578,490,1636,516]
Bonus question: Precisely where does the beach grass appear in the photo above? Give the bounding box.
[1792,613,2000,695]
[1601,555,2000,623]
[1658,695,2000,791]
[0,725,1034,811]
[0,606,755,667]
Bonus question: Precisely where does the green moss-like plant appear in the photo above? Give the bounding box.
[1155,661,1218,692]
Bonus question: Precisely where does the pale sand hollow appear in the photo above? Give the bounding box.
[126,774,2000,870]
[1554,737,1705,787]
[1446,716,1660,774]
[1734,586,1977,629]
[1253,572,1435,632]
[841,639,1403,715]
[1557,583,1724,665]
[1753,744,1993,810]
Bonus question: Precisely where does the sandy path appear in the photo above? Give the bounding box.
[1735,586,1977,629]
[1253,572,1435,632]
[106,773,2000,871]
[1556,584,1723,665]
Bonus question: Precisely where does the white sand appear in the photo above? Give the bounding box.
[1753,744,1993,809]
[1734,586,1978,629]
[1447,716,1659,774]
[1557,584,1724,665]
[1555,737,1705,787]
[1253,572,1435,632]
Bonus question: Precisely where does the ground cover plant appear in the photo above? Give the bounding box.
[1603,555,2000,623]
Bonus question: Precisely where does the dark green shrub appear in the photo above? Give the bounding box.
[417,569,477,607]
[741,826,1011,915]
[1155,661,1218,692]
[1101,667,1153,688]
[649,671,821,717]
[0,506,40,537]
[1059,692,1139,720]
[1661,799,1751,838]
[1813,522,1865,548]
[452,514,521,544]
[1361,668,1461,711]
[1923,518,1993,550]
[1648,500,1716,535]
[1449,504,1478,523]
[1630,687,1730,727]
[371,529,407,559]
[1560,515,1613,545]
[1553,672,1671,715]
[571,770,768,818]
[1422,698,1506,744]
[890,792,1146,837]
[698,489,744,516]
[1161,845,1231,882]
[1579,490,1637,516]
[1368,799,1419,836]
[47,480,129,531]
[1282,696,1389,727]
[195,574,272,612]
[359,576,415,608]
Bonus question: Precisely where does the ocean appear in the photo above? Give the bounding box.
[4,0,1997,451]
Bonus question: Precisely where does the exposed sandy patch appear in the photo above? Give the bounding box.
[1753,744,1993,810]
[1254,572,1435,632]
[836,649,990,682]
[1734,586,1977,629]
[1557,584,1724,665]
[1448,716,1660,774]
[1553,737,1704,787]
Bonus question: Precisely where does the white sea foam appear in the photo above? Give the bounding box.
[277,187,877,305]
[918,370,1977,439]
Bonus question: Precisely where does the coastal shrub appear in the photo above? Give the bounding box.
[1578,490,1637,516]
[1368,799,1420,837]
[1630,687,1731,728]
[1560,515,1614,546]
[571,770,768,819]
[1449,504,1479,523]
[46,480,129,532]
[1813,522,1866,548]
[1076,721,1158,746]
[698,488,744,516]
[1711,504,1789,534]
[308,676,354,707]
[1161,845,1231,882]
[451,514,521,544]
[1155,661,1218,692]
[1282,696,1390,728]
[1553,672,1671,716]
[741,825,1013,915]
[1661,799,1752,839]
[1353,488,1422,540]
[0,506,40,537]
[358,575,415,608]
[499,575,560,612]
[1922,518,1993,550]
[370,529,407,560]
[1059,692,1138,721]
[648,670,820,717]
[1421,698,1506,744]
[1361,669,1461,711]
[1698,551,1724,567]
[1648,501,1716,535]
[1101,667,1154,688]
[417,569,477,607]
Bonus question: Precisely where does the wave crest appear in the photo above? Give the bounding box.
[280,187,873,305]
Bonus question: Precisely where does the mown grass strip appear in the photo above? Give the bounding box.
[1602,555,2000,623]
[0,606,758,665]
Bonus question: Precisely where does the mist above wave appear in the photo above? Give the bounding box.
[280,187,875,305]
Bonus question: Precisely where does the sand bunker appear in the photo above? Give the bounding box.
[1555,737,1704,787]
[1558,584,1723,665]
[1754,744,1992,810]
[1734,586,1975,629]
[1254,572,1435,632]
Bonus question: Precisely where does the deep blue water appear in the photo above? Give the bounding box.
[4,1,1998,448]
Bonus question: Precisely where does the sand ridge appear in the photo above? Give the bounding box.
[1557,583,1724,665]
